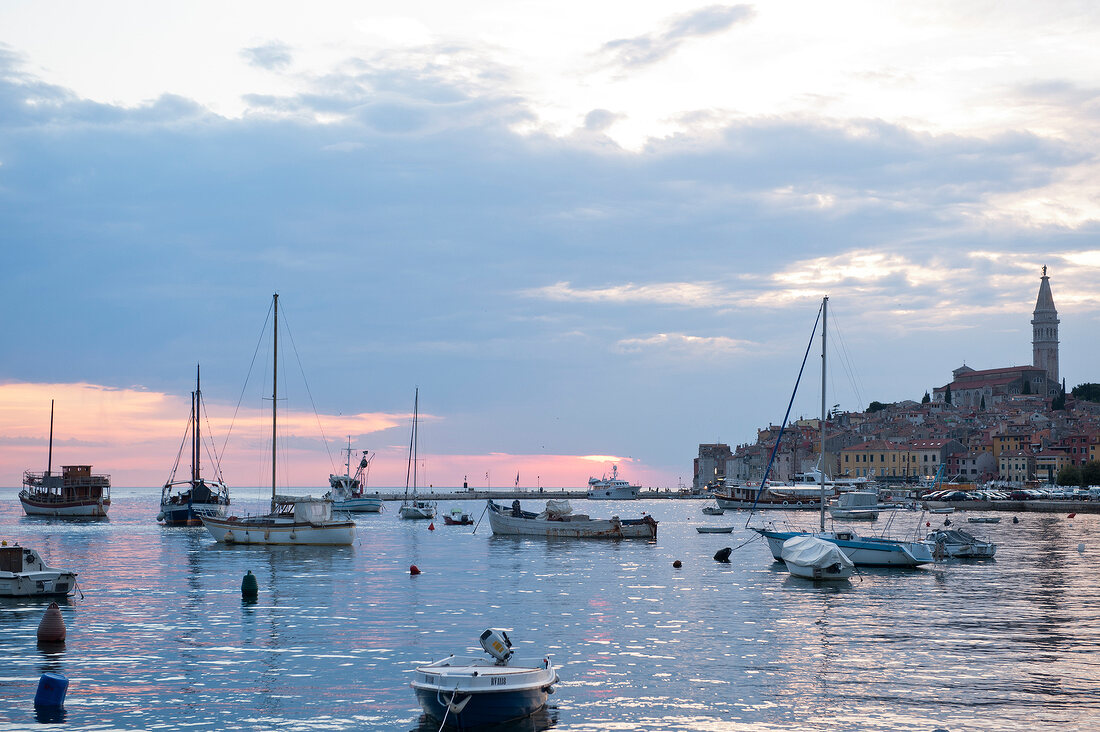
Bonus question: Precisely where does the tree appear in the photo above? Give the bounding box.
[945,385,953,405]
[1052,382,1067,411]
[1072,383,1100,403]
[1057,465,1082,486]
[1082,460,1100,486]
[980,395,986,410]
[867,401,888,413]
[921,391,931,404]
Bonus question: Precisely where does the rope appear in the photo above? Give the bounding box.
[745,301,823,528]
[278,303,337,474]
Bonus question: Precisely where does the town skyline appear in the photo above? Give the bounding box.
[3,3,1100,488]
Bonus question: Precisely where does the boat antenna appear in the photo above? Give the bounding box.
[744,300,823,528]
[271,292,278,513]
[47,399,54,478]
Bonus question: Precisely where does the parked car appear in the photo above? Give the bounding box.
[1009,490,1032,500]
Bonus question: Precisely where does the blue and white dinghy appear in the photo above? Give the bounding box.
[411,629,558,729]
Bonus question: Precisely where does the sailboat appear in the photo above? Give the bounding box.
[399,388,436,520]
[158,365,231,526]
[751,297,933,568]
[324,438,383,512]
[200,294,356,546]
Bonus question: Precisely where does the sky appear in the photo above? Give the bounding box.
[2,1,1100,491]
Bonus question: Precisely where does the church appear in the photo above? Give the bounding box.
[932,268,1060,409]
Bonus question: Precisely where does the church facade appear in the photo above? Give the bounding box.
[932,268,1061,409]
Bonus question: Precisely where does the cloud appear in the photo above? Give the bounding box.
[599,4,755,70]
[241,42,294,71]
[615,333,753,358]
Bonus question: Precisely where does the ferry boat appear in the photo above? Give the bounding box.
[20,401,111,518]
[586,465,640,500]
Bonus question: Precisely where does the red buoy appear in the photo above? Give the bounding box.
[926,521,931,527]
[1068,513,1077,519]
[410,565,421,575]
[428,523,435,531]
[673,560,682,568]
[37,602,66,643]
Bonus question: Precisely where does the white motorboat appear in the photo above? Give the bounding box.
[486,499,657,539]
[411,629,558,728]
[0,544,78,597]
[20,401,111,518]
[925,529,997,559]
[200,294,355,546]
[325,438,382,513]
[159,365,231,526]
[828,491,881,521]
[399,389,436,520]
[781,535,855,580]
[586,465,641,499]
[702,505,725,516]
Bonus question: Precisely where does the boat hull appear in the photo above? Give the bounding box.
[200,516,355,545]
[158,502,228,526]
[487,501,657,539]
[0,571,79,597]
[400,504,436,520]
[413,686,550,728]
[715,496,821,510]
[332,497,383,513]
[758,529,932,567]
[20,496,109,518]
[586,486,640,500]
[783,561,853,580]
[828,508,879,520]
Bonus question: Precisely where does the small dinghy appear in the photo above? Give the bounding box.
[696,526,735,534]
[967,516,1001,524]
[781,535,854,581]
[702,505,724,516]
[412,629,558,729]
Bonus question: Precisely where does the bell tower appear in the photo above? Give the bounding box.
[1031,265,1059,393]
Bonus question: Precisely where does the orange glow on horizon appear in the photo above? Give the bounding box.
[0,381,677,490]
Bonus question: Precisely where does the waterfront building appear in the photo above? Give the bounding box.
[998,450,1036,484]
[693,443,733,491]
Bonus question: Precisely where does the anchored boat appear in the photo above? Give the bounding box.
[586,464,640,499]
[399,389,436,520]
[411,629,558,728]
[325,438,382,513]
[20,401,111,518]
[487,499,657,539]
[781,535,855,580]
[200,294,355,546]
[158,365,231,526]
[0,544,78,597]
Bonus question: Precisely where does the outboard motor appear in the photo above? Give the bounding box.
[479,628,513,664]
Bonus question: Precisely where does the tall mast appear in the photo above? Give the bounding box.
[820,296,828,533]
[47,399,54,477]
[413,388,419,496]
[272,293,279,511]
[193,363,201,483]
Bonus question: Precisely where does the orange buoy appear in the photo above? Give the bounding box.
[37,602,66,643]
[673,560,682,568]
[410,565,421,575]
[428,523,435,531]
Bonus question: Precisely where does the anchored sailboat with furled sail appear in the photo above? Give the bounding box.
[158,365,231,526]
[200,293,355,546]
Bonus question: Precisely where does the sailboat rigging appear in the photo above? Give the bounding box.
[199,293,356,546]
[158,364,231,526]
[750,297,933,567]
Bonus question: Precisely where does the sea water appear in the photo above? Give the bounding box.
[1,489,1098,731]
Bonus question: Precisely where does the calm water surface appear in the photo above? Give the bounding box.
[1,489,1098,731]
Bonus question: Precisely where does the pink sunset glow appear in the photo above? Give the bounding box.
[0,381,666,491]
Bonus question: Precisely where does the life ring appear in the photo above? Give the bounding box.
[796,501,803,506]
[782,500,789,505]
